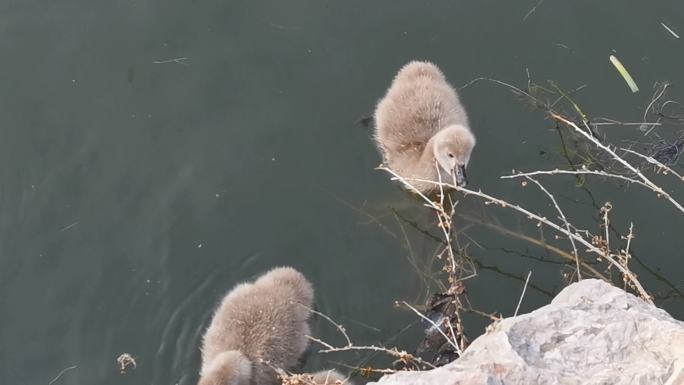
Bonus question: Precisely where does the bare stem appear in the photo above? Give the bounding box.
[524,176,580,278]
[501,168,651,189]
[513,271,532,317]
[378,166,652,303]
[550,113,684,213]
[306,306,436,369]
[398,300,462,356]
[48,366,77,385]
[621,147,684,182]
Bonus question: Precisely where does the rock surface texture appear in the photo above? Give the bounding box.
[371,279,684,385]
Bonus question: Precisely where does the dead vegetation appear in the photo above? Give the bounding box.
[295,75,683,383]
[116,352,137,374]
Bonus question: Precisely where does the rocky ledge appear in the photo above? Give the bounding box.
[371,279,684,385]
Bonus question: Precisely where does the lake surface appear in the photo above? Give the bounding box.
[1,0,683,384]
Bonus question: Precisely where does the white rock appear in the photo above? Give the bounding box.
[371,279,684,385]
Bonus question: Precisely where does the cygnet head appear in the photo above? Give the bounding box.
[395,60,445,82]
[432,125,475,187]
[255,267,314,307]
[197,351,252,385]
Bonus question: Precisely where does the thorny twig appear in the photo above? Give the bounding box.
[305,307,436,370]
[435,164,459,281]
[550,113,684,214]
[308,308,352,347]
[620,224,636,290]
[522,176,580,278]
[621,147,684,181]
[331,361,400,377]
[460,212,609,280]
[379,167,652,302]
[502,168,651,189]
[601,203,612,258]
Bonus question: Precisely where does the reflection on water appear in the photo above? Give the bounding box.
[1,0,683,384]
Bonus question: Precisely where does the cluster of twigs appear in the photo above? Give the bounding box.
[456,75,683,297]
[465,75,684,174]
[377,166,477,359]
[380,94,684,302]
[380,72,684,307]
[305,307,436,373]
[305,76,684,381]
[380,118,652,302]
[293,213,471,381]
[515,113,684,214]
[304,168,481,376]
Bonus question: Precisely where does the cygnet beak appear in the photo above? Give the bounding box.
[456,165,468,187]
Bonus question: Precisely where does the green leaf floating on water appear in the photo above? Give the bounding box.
[609,55,639,93]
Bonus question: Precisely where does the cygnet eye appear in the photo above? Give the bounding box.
[448,153,454,158]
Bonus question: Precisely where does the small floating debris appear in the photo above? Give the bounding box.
[661,22,680,39]
[117,353,137,374]
[48,365,77,385]
[609,55,639,93]
[152,57,189,66]
[58,221,79,232]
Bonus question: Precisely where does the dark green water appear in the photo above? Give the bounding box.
[2,1,683,384]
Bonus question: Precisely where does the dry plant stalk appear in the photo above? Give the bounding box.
[621,147,684,181]
[619,224,636,290]
[399,300,463,356]
[385,163,474,361]
[513,271,532,317]
[549,113,684,213]
[522,176,580,278]
[378,167,652,303]
[502,168,653,190]
[304,306,436,371]
[382,161,463,282]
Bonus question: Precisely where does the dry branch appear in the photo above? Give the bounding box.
[621,147,684,181]
[305,306,436,370]
[398,301,462,356]
[523,176,580,278]
[550,113,684,213]
[378,167,652,302]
